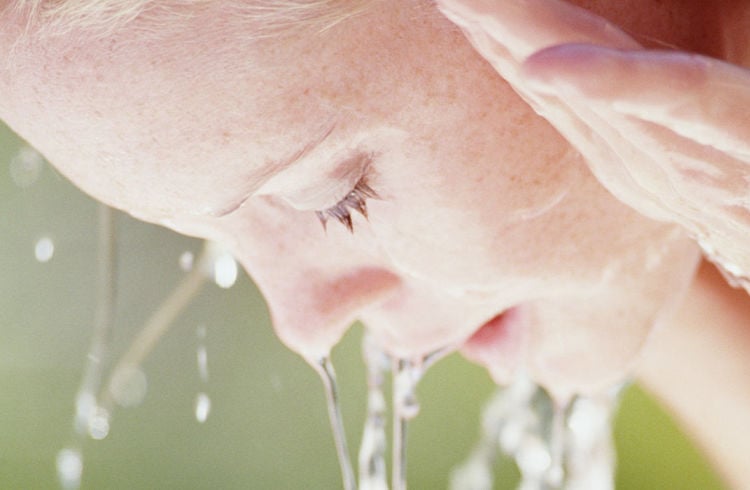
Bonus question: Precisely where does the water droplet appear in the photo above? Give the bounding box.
[87,406,110,440]
[518,436,552,478]
[56,447,83,490]
[196,325,209,382]
[179,251,194,271]
[392,357,430,490]
[74,392,96,435]
[564,392,620,490]
[394,360,422,421]
[109,364,148,408]
[34,236,54,262]
[212,252,238,288]
[194,392,212,423]
[56,448,83,489]
[450,390,507,490]
[500,417,526,453]
[9,146,44,188]
[196,346,209,382]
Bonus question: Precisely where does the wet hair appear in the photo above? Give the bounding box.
[5,0,376,39]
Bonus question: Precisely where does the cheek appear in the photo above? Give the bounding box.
[362,119,594,291]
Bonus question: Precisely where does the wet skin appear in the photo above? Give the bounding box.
[0,0,704,398]
[438,0,750,283]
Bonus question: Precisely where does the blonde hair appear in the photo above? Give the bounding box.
[6,0,376,39]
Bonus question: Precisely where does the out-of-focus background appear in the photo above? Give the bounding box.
[0,122,726,489]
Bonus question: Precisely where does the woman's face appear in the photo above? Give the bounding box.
[0,0,699,396]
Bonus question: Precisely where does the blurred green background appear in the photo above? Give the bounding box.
[0,122,726,489]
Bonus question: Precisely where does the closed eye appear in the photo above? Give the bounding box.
[315,177,379,233]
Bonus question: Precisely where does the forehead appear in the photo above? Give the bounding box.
[5,0,376,42]
[1,2,437,227]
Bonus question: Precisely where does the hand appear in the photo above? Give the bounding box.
[437,0,750,287]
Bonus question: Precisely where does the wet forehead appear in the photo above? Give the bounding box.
[0,1,389,220]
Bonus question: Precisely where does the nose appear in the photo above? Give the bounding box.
[225,197,400,362]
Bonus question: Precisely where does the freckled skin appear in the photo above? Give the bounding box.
[0,0,709,396]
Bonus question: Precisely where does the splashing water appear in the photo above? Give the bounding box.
[499,382,563,490]
[563,390,620,490]
[449,388,518,490]
[451,376,621,490]
[59,235,215,488]
[312,357,357,490]
[58,206,117,489]
[359,334,390,490]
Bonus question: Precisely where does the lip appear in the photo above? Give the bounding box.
[460,306,526,385]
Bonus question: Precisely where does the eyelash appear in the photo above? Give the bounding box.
[315,177,379,233]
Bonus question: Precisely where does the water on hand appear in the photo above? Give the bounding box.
[697,235,750,293]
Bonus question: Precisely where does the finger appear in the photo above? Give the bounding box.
[436,0,639,63]
[523,44,750,158]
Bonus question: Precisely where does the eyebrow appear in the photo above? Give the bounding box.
[212,121,337,218]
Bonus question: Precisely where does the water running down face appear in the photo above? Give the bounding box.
[0,0,700,398]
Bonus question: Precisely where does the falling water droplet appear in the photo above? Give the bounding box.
[196,324,208,381]
[56,447,83,490]
[194,392,212,423]
[34,236,54,262]
[313,357,356,490]
[359,334,390,490]
[9,146,44,188]
[508,384,561,490]
[197,346,209,383]
[179,251,195,271]
[563,390,620,490]
[74,392,97,436]
[87,406,111,440]
[449,390,508,490]
[392,357,428,490]
[109,364,148,408]
[517,436,553,486]
[212,252,237,288]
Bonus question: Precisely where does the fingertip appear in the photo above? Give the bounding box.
[523,46,718,108]
[521,43,621,95]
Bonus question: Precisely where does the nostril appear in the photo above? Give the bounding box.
[269,267,401,362]
[461,306,526,385]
